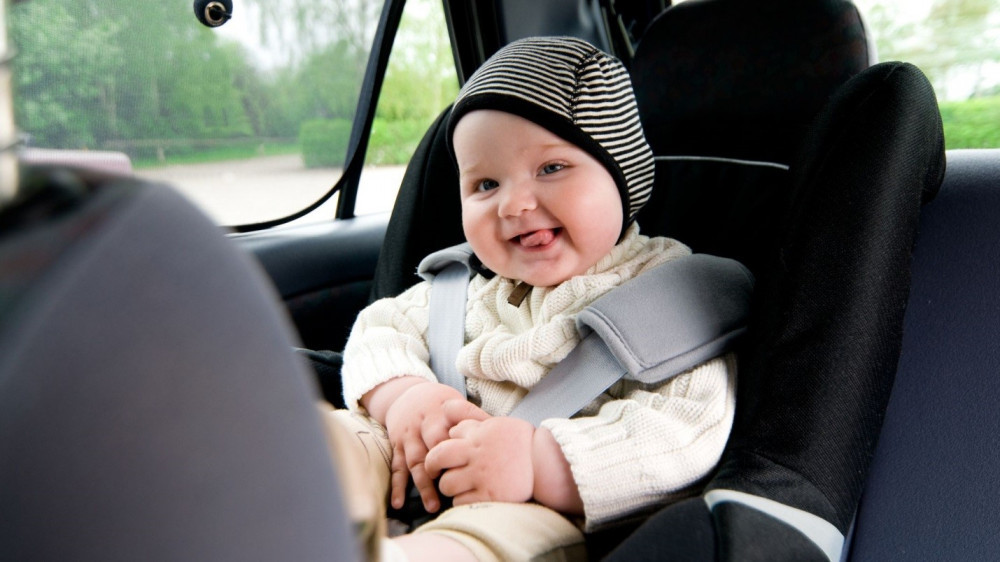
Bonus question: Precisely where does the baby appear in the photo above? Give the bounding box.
[329,36,736,562]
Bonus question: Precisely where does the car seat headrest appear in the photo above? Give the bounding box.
[632,0,872,164]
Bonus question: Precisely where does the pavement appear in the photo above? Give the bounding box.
[136,154,405,226]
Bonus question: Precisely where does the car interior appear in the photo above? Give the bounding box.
[2,0,999,560]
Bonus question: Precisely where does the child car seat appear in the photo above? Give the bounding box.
[604,1,946,559]
[610,57,945,562]
[0,168,358,561]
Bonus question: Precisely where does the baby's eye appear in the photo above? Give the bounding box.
[540,162,566,175]
[476,179,500,192]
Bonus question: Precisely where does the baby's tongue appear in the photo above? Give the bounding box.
[519,229,555,247]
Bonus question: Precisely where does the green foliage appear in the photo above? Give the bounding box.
[299,119,352,168]
[367,0,458,165]
[9,1,118,148]
[376,0,459,122]
[939,96,1000,149]
[367,119,429,165]
[9,0,459,166]
[858,0,1000,101]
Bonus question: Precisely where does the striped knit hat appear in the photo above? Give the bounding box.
[447,36,655,237]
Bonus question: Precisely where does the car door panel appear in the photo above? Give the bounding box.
[235,212,388,352]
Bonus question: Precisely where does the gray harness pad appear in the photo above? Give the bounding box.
[417,243,753,425]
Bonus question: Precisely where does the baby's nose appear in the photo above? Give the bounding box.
[497,180,538,217]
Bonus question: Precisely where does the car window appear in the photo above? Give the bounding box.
[855,0,1000,149]
[9,0,454,227]
[356,0,458,216]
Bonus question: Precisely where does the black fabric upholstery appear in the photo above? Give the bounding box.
[719,61,944,530]
[712,503,828,561]
[610,61,945,560]
[631,0,871,165]
[597,497,717,561]
[297,348,347,409]
[631,0,871,277]
[370,107,464,301]
[0,170,358,561]
[849,149,1000,561]
[635,157,791,277]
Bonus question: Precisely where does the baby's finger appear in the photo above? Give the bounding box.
[389,444,410,509]
[419,415,452,450]
[450,487,489,507]
[437,465,475,499]
[448,418,481,439]
[424,439,469,478]
[442,399,490,426]
[409,463,441,513]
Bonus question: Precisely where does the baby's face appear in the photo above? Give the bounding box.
[454,110,623,287]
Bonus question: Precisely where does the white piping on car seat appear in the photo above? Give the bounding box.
[704,489,845,562]
[655,155,790,171]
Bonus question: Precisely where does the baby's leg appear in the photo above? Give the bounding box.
[401,502,586,562]
[319,405,393,559]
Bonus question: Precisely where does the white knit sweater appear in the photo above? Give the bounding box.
[341,225,736,529]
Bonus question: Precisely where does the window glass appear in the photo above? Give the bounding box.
[9,0,379,226]
[355,0,459,216]
[856,0,1000,149]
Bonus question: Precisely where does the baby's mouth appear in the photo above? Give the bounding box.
[515,228,561,247]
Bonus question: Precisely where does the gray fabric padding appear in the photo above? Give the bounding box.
[426,262,471,396]
[577,254,753,384]
[508,330,625,425]
[416,241,474,282]
[418,242,475,395]
[417,245,752,422]
[0,180,358,561]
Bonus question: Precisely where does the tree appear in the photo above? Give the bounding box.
[10,1,120,147]
[862,0,1000,100]
[924,0,1000,98]
[240,0,379,78]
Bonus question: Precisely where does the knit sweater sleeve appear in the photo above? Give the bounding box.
[541,353,736,531]
[340,281,438,410]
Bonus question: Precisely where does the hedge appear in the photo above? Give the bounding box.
[939,96,1000,149]
[299,118,432,168]
[367,118,430,166]
[299,119,352,168]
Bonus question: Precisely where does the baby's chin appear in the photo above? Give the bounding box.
[498,262,594,288]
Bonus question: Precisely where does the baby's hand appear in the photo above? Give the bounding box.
[383,382,488,512]
[424,416,535,505]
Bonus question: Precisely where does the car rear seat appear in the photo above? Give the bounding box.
[848,148,1000,560]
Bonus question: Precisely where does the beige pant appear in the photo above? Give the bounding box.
[320,405,586,562]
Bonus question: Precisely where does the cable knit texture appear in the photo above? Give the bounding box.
[340,225,736,529]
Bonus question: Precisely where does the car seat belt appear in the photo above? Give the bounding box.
[422,244,477,398]
[417,243,753,426]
